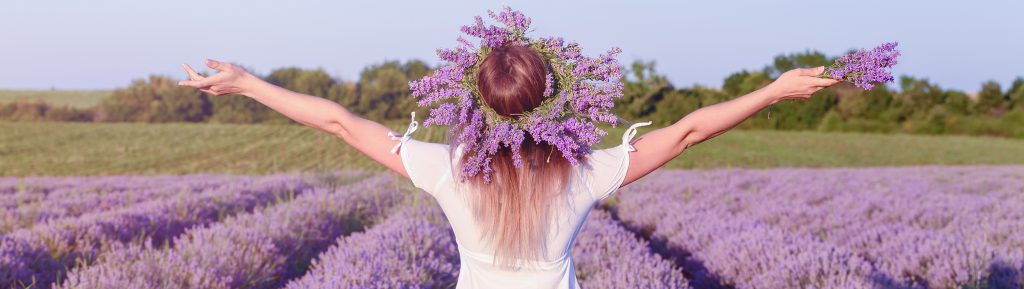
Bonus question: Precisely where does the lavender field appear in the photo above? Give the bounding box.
[1,166,1022,289]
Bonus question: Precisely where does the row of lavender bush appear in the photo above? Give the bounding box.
[0,172,363,289]
[56,173,404,289]
[287,198,690,288]
[8,165,1019,288]
[284,201,461,288]
[717,166,1024,288]
[611,166,1024,289]
[0,175,251,233]
[573,210,690,288]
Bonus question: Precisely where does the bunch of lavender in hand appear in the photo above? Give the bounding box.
[821,42,900,90]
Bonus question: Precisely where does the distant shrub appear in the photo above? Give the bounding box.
[816,110,844,132]
[43,105,93,122]
[3,55,1021,141]
[841,118,897,133]
[96,75,210,122]
[209,96,272,124]
[0,100,92,122]
[0,100,46,121]
[949,112,1024,138]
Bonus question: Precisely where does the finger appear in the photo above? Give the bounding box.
[800,66,826,76]
[205,59,228,71]
[181,64,204,80]
[809,77,842,87]
[180,69,232,86]
[178,78,214,88]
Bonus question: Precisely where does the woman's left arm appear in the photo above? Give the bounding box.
[619,67,840,187]
[177,59,410,178]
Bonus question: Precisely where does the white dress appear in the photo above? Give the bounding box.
[393,121,651,289]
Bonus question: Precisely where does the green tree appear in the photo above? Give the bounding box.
[974,80,1005,115]
[722,70,771,96]
[97,75,210,122]
[353,60,432,120]
[148,76,211,122]
[1007,77,1024,110]
[817,110,845,132]
[207,67,362,124]
[897,76,945,119]
[261,67,339,123]
[769,50,832,77]
[914,106,950,134]
[836,84,895,119]
[764,89,839,130]
[209,96,270,123]
[942,90,972,115]
[647,87,702,125]
[614,60,672,121]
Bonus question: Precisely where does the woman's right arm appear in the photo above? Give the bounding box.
[177,59,414,179]
[619,67,840,187]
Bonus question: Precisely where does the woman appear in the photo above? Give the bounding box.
[178,46,838,288]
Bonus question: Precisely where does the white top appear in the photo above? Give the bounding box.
[390,114,651,289]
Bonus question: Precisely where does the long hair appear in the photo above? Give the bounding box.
[450,45,576,270]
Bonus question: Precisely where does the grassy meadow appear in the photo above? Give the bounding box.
[4,121,1024,176]
[0,89,110,108]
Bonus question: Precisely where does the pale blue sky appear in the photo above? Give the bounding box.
[1,0,1021,91]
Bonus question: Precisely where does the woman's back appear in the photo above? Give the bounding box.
[399,135,635,289]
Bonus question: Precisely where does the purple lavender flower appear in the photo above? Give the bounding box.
[612,166,1024,289]
[0,175,248,234]
[57,173,403,289]
[573,210,690,289]
[0,173,333,289]
[284,204,460,289]
[822,42,901,90]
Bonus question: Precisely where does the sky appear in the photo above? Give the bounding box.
[1,0,1021,92]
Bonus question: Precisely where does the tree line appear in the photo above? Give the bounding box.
[616,51,1023,137]
[2,51,1022,137]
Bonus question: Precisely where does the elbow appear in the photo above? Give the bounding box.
[675,121,712,151]
[324,119,352,140]
[672,119,702,150]
[680,132,709,149]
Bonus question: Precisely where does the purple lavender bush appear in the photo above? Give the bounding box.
[0,175,247,233]
[612,166,1024,289]
[613,187,879,289]
[696,166,1024,289]
[286,201,690,289]
[284,202,460,289]
[6,165,1019,288]
[0,174,324,289]
[572,210,690,289]
[57,173,404,289]
[821,42,900,90]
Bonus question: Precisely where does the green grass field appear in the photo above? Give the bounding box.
[0,89,110,108]
[3,121,1023,176]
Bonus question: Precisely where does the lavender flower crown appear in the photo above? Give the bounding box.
[408,7,625,183]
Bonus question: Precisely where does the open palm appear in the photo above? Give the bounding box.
[178,59,253,96]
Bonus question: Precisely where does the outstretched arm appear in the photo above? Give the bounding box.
[620,67,840,187]
[177,59,410,178]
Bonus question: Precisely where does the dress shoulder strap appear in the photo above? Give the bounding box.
[621,121,652,152]
[387,111,419,154]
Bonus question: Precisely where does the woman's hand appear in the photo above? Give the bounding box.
[177,59,258,96]
[763,66,842,104]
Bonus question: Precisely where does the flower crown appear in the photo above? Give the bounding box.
[408,7,624,183]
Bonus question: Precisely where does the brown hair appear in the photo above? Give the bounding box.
[452,45,575,269]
